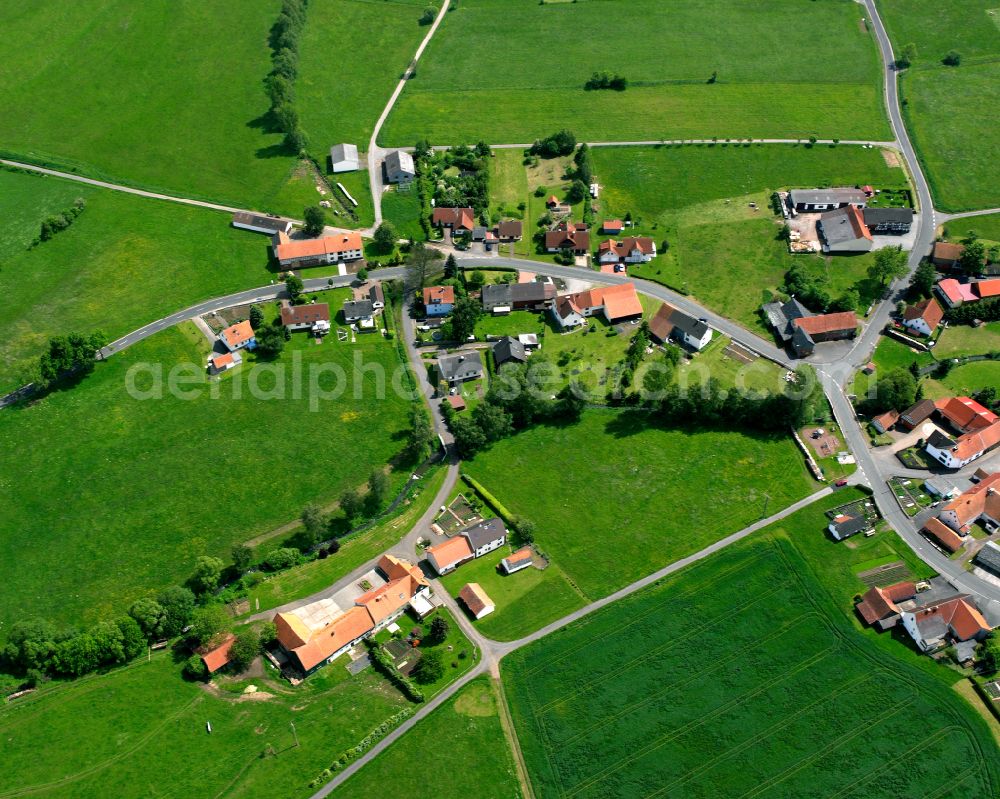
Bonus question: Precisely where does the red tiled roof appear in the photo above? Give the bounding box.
[846,205,872,241]
[942,472,1000,528]
[975,279,1000,299]
[903,297,944,329]
[201,634,236,673]
[291,607,375,671]
[933,242,965,262]
[423,285,455,305]
[221,320,255,348]
[281,302,330,326]
[922,517,963,553]
[446,394,467,411]
[936,278,964,304]
[951,422,1000,464]
[935,397,998,432]
[913,596,990,641]
[793,312,858,336]
[602,219,623,232]
[458,583,493,616]
[426,535,474,570]
[275,233,362,261]
[872,410,899,430]
[431,207,475,231]
[211,353,235,368]
[356,577,419,625]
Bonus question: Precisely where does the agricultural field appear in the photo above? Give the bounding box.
[0,652,410,799]
[462,409,817,601]
[338,677,523,799]
[0,312,414,630]
[0,0,315,212]
[502,490,998,799]
[0,169,278,393]
[382,0,888,144]
[878,0,1000,210]
[296,0,430,152]
[440,547,584,641]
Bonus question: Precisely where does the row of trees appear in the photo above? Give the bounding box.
[31,332,107,391]
[781,247,908,317]
[896,42,963,69]
[264,0,310,154]
[33,198,85,246]
[584,71,627,91]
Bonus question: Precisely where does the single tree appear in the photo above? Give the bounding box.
[373,221,397,253]
[897,42,916,69]
[444,253,458,279]
[449,296,481,342]
[959,237,986,276]
[188,604,229,646]
[407,406,434,463]
[419,6,436,24]
[467,270,486,291]
[255,324,286,358]
[301,504,326,545]
[129,598,167,640]
[157,585,196,637]
[867,245,908,286]
[188,555,225,595]
[366,469,390,514]
[412,648,444,684]
[285,273,305,303]
[910,260,937,297]
[565,179,588,205]
[303,205,325,236]
[339,487,364,521]
[228,627,261,672]
[428,615,450,645]
[942,50,961,66]
[231,543,254,574]
[248,304,265,331]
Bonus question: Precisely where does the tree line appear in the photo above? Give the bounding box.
[31,198,86,248]
[264,0,310,154]
[584,71,627,91]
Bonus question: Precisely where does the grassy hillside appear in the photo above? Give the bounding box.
[0,318,413,629]
[383,0,888,143]
[502,490,999,798]
[0,169,276,393]
[0,0,315,211]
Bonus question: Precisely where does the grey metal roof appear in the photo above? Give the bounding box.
[461,517,506,550]
[231,211,292,231]
[789,188,865,206]
[975,541,1000,574]
[342,299,374,318]
[833,515,868,537]
[437,351,483,381]
[492,336,527,367]
[384,150,415,174]
[863,207,914,225]
[482,284,512,306]
[329,143,359,166]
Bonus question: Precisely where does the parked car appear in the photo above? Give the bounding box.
[834,478,848,488]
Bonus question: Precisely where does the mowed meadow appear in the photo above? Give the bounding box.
[462,410,818,602]
[0,321,413,630]
[502,492,1000,798]
[382,0,889,145]
[0,0,310,209]
[0,169,277,393]
[879,0,1000,209]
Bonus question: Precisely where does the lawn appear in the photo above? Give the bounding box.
[877,1,1000,210]
[243,465,450,616]
[462,409,818,601]
[944,214,1000,246]
[0,652,410,799]
[676,335,786,395]
[922,359,1000,400]
[851,335,935,398]
[381,187,426,242]
[0,169,278,393]
[934,322,1000,358]
[296,0,431,150]
[382,0,888,144]
[0,316,414,630]
[501,489,998,799]
[0,0,312,213]
[337,677,523,799]
[440,547,584,641]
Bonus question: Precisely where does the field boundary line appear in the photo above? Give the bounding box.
[560,613,842,798]
[521,550,776,677]
[558,623,843,747]
[534,579,791,713]
[492,676,536,799]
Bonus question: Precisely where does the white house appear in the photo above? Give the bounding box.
[273,231,364,268]
[925,423,1000,470]
[899,595,990,652]
[459,518,506,557]
[552,295,586,329]
[342,299,375,329]
[649,303,712,351]
[231,212,293,236]
[219,320,256,352]
[384,150,415,184]
[280,302,331,333]
[500,548,533,575]
[329,143,360,173]
[597,236,657,265]
[902,297,944,338]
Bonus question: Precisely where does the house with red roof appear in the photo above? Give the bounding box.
[974,279,1000,299]
[871,410,899,434]
[273,231,364,268]
[544,221,590,254]
[932,241,965,269]
[900,595,991,653]
[935,397,998,435]
[901,297,944,337]
[935,278,977,308]
[200,634,236,674]
[855,582,916,631]
[601,220,624,234]
[597,236,657,265]
[551,283,643,328]
[925,421,1000,470]
[937,472,1000,535]
[431,207,475,233]
[423,285,455,317]
[219,320,257,352]
[208,351,242,375]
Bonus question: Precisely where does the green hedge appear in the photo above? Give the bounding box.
[365,640,424,703]
[461,473,515,523]
[310,706,414,786]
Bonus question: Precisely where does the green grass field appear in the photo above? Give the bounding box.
[441,547,584,641]
[851,335,934,398]
[922,359,1000,400]
[297,0,430,149]
[934,322,1000,358]
[382,0,888,144]
[0,652,409,799]
[462,409,817,601]
[944,213,1000,246]
[0,169,279,393]
[878,1,1000,210]
[381,187,426,242]
[502,490,998,799]
[0,0,319,212]
[338,677,523,799]
[0,313,413,630]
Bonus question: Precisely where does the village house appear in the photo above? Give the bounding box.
[898,398,937,430]
[459,583,495,619]
[329,143,360,173]
[272,555,430,677]
[921,517,965,553]
[762,298,857,357]
[900,594,991,654]
[208,350,242,375]
[817,205,873,253]
[219,320,257,352]
[231,211,293,236]
[492,336,527,369]
[935,397,998,435]
[431,207,475,234]
[423,285,455,317]
[925,422,1000,470]
[855,581,917,631]
[975,541,1000,577]
[280,301,331,335]
[500,547,534,575]
[481,282,556,313]
[383,150,415,184]
[436,352,484,385]
[827,511,871,541]
[935,278,977,308]
[273,231,364,268]
[426,517,508,575]
[544,221,590,254]
[551,283,643,329]
[932,241,965,269]
[365,282,385,310]
[862,207,914,235]
[601,219,624,235]
[935,472,1000,535]
[901,297,944,337]
[648,303,712,351]
[342,299,375,329]
[871,410,899,434]
[789,188,866,212]
[200,634,236,674]
[496,219,523,242]
[597,236,657,265]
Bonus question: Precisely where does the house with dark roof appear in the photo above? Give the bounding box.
[231,212,294,236]
[817,206,873,253]
[862,207,913,235]
[492,336,527,369]
[900,594,991,653]
[425,518,507,575]
[383,150,415,184]
[975,541,1000,577]
[902,297,944,337]
[342,299,375,328]
[496,220,523,241]
[281,301,331,334]
[932,241,964,269]
[648,303,712,351]
[544,221,590,254]
[436,352,484,385]
[460,517,507,557]
[789,188,866,212]
[899,398,936,430]
[855,582,916,631]
[482,284,513,313]
[762,298,856,357]
[827,512,871,541]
